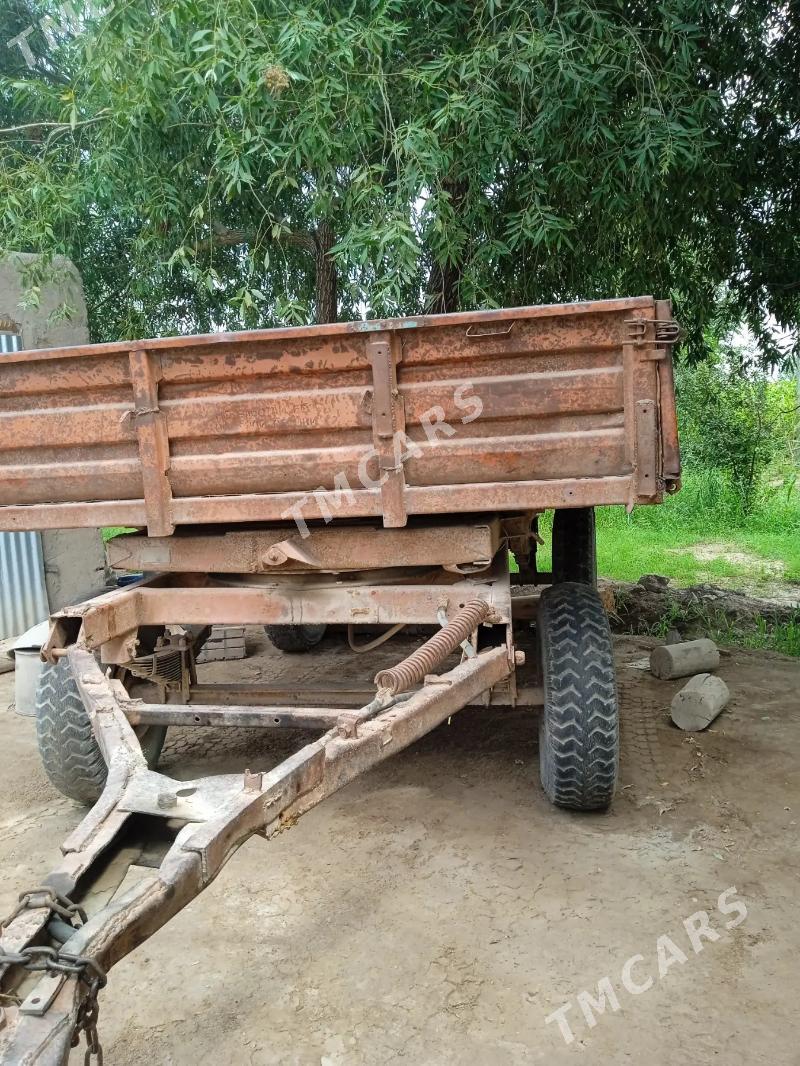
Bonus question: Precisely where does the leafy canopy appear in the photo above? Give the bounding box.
[0,0,797,362]
[677,346,798,515]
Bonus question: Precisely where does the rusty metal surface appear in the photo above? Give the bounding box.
[47,557,513,662]
[181,678,543,709]
[655,299,681,487]
[374,598,494,694]
[0,641,511,1062]
[122,684,544,726]
[0,297,680,534]
[107,519,502,574]
[123,702,363,729]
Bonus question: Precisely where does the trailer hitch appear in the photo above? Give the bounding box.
[0,643,510,1063]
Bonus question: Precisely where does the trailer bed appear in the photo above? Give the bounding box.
[0,297,680,536]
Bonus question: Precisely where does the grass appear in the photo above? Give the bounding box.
[102,526,135,542]
[531,467,800,656]
[707,616,800,657]
[533,467,800,593]
[627,596,800,657]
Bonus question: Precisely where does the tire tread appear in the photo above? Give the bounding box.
[35,658,106,804]
[552,507,597,586]
[538,582,618,810]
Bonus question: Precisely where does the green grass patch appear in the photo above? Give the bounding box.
[593,525,800,589]
[703,614,800,657]
[626,601,800,658]
[589,468,800,590]
[101,526,136,542]
[524,467,800,655]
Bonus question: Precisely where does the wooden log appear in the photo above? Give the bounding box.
[670,673,730,731]
[650,638,719,680]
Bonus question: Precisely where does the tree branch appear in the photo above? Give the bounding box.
[0,111,110,136]
[198,223,316,254]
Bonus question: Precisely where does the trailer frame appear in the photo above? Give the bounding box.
[0,548,530,1064]
[0,292,679,1061]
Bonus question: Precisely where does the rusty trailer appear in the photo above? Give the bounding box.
[0,298,680,1063]
[0,297,679,537]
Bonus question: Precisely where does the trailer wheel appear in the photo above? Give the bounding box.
[537,582,618,811]
[35,656,166,805]
[265,624,327,653]
[552,507,597,586]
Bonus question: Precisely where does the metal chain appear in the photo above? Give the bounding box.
[74,974,104,1066]
[0,944,107,1062]
[1,885,87,933]
[0,888,105,1063]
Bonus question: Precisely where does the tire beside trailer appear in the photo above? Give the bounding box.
[36,657,166,805]
[536,581,619,811]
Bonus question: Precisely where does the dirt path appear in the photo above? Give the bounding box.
[1,634,798,1065]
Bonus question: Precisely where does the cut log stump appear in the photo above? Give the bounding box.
[650,638,720,680]
[670,673,730,731]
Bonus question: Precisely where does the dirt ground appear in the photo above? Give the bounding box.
[1,630,799,1065]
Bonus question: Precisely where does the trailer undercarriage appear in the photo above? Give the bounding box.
[0,535,553,1064]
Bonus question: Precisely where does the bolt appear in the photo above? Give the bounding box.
[514,650,526,666]
[157,791,177,810]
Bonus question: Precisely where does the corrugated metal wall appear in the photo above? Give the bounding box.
[0,531,50,639]
[0,328,51,638]
[0,331,20,354]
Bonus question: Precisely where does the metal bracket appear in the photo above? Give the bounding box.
[465,321,515,338]
[367,333,407,528]
[19,974,66,1016]
[127,348,174,537]
[625,317,680,348]
[634,399,658,498]
[260,538,324,569]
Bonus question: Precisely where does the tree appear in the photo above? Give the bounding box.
[0,0,797,361]
[676,344,798,514]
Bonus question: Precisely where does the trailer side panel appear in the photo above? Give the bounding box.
[0,297,680,533]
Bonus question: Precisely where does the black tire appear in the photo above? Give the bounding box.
[265,624,327,653]
[537,582,618,811]
[552,507,597,586]
[35,657,166,805]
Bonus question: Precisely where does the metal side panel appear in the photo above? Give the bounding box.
[0,297,678,532]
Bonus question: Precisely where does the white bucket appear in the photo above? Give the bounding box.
[13,648,44,717]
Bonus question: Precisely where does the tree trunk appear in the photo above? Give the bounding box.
[313,222,337,324]
[201,220,338,324]
[426,258,462,315]
[425,178,468,315]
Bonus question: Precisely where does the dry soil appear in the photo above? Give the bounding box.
[0,631,798,1065]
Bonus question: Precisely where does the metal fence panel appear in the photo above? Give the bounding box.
[0,531,50,639]
[0,330,49,637]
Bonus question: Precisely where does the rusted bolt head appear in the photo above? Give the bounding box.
[514,650,526,666]
[262,547,286,566]
[157,791,177,810]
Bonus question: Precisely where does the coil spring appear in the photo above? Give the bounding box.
[374,599,492,695]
